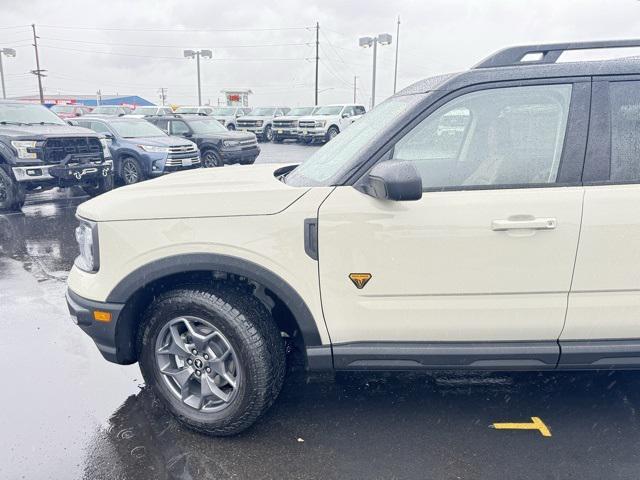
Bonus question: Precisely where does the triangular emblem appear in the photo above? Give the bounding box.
[349,273,372,289]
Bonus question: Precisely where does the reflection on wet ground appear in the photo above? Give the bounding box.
[2,145,640,479]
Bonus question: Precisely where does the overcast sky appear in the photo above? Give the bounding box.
[2,0,640,107]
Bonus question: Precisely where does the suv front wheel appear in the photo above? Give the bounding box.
[0,167,26,212]
[138,286,286,436]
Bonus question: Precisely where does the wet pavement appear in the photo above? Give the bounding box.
[2,142,640,479]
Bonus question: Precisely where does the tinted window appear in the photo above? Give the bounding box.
[170,120,190,135]
[90,122,112,135]
[153,119,169,132]
[609,81,640,182]
[355,106,366,115]
[392,84,572,190]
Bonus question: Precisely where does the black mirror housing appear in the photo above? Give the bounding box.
[359,160,422,201]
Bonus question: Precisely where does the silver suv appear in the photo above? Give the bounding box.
[236,106,290,142]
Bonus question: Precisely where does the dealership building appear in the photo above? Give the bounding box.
[11,94,154,107]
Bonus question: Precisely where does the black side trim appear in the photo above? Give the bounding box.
[306,345,333,371]
[303,218,318,260]
[559,339,640,369]
[106,253,324,347]
[333,341,559,371]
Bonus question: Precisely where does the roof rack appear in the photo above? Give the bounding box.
[474,39,640,69]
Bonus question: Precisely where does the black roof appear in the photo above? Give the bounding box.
[397,39,640,96]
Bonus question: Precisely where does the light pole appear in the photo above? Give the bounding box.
[359,33,392,109]
[184,49,212,105]
[0,48,16,99]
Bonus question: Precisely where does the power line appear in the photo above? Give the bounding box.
[38,24,313,33]
[40,36,311,49]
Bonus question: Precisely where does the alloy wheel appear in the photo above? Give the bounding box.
[203,151,222,168]
[155,316,240,412]
[123,161,139,184]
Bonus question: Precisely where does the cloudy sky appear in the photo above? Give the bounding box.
[1,0,640,108]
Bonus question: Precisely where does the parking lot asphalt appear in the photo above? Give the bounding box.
[2,141,640,480]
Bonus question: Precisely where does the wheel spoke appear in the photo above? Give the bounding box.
[160,365,193,388]
[201,375,231,403]
[184,320,218,352]
[157,323,190,358]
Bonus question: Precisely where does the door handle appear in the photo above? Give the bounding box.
[491,215,557,231]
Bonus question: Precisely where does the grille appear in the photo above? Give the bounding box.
[273,120,296,128]
[298,120,316,128]
[237,120,258,128]
[165,156,200,167]
[239,138,257,147]
[43,137,103,165]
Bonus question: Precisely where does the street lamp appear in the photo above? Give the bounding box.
[184,49,212,105]
[358,33,392,109]
[0,48,16,100]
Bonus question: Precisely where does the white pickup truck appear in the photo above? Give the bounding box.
[297,104,366,143]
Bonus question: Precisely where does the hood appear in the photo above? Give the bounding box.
[77,163,307,222]
[127,135,194,147]
[0,124,99,139]
[195,130,255,142]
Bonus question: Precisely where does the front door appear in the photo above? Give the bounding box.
[318,81,589,367]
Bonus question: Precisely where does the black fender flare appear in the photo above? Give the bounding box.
[106,253,324,348]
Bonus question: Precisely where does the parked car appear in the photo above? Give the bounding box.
[72,116,200,185]
[272,106,318,143]
[85,105,132,117]
[174,106,214,116]
[236,106,290,142]
[67,39,640,436]
[209,106,252,131]
[50,104,93,119]
[0,101,112,211]
[126,106,174,118]
[298,104,366,144]
[147,115,260,167]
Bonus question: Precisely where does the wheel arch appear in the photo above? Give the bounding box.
[109,253,327,367]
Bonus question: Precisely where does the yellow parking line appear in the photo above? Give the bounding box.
[492,417,551,437]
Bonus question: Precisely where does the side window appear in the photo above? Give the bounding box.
[392,84,573,190]
[170,121,190,135]
[154,119,169,132]
[609,81,640,182]
[90,122,112,135]
[355,106,366,115]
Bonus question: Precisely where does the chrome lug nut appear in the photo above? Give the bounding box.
[195,370,201,376]
[203,354,209,360]
[206,367,211,373]
[187,359,193,365]
[192,349,197,355]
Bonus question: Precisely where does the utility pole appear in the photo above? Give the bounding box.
[393,15,401,94]
[314,22,319,105]
[158,87,167,105]
[184,49,211,105]
[96,89,102,106]
[0,48,16,99]
[196,51,202,105]
[31,24,45,104]
[353,76,357,103]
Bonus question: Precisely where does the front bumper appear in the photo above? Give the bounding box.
[273,127,299,139]
[13,160,113,184]
[238,126,264,135]
[220,145,260,164]
[66,288,127,364]
[299,127,328,139]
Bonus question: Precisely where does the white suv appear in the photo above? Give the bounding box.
[210,106,251,131]
[298,104,366,143]
[66,40,640,436]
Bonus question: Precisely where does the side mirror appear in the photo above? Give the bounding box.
[104,133,114,140]
[342,112,350,118]
[183,131,193,137]
[358,160,422,201]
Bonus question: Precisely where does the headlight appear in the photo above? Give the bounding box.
[255,120,264,127]
[11,140,37,159]
[99,138,112,159]
[316,120,326,127]
[223,140,240,147]
[138,145,170,153]
[74,218,99,272]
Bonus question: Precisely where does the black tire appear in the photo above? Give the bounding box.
[202,149,223,168]
[263,125,273,142]
[120,157,144,185]
[227,123,236,131]
[138,286,286,436]
[82,173,114,197]
[301,137,313,145]
[273,136,284,144]
[239,157,256,165]
[0,167,25,212]
[326,125,339,142]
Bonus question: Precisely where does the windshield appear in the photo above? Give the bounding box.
[211,107,236,115]
[288,107,316,116]
[175,107,199,114]
[110,120,167,138]
[249,107,276,116]
[51,105,76,114]
[285,95,421,186]
[0,103,67,125]
[92,106,121,114]
[314,106,344,116]
[188,119,228,134]
[134,107,158,115]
